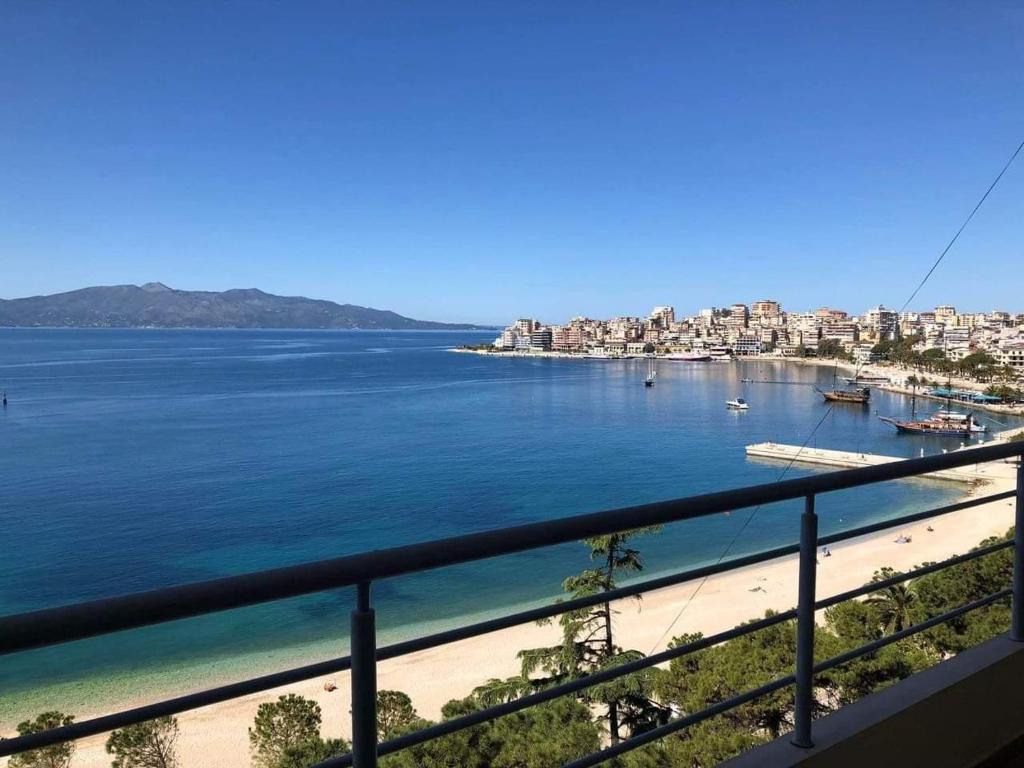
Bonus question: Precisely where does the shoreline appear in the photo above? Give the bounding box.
[451,349,1024,415]
[7,455,1018,768]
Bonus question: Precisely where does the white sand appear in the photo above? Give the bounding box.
[3,449,1018,768]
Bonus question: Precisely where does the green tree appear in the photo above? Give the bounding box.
[654,618,835,743]
[105,717,179,768]
[863,568,918,634]
[380,697,600,768]
[275,738,349,768]
[913,532,1014,654]
[377,690,418,742]
[249,694,323,768]
[8,711,75,768]
[821,600,935,707]
[921,348,947,372]
[616,719,766,768]
[471,676,534,706]
[518,527,661,744]
[816,338,849,360]
[986,383,1022,403]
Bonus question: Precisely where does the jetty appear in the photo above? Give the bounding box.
[744,442,1015,484]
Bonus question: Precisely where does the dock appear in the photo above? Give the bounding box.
[744,442,1014,484]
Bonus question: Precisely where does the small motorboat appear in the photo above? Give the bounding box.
[726,398,749,410]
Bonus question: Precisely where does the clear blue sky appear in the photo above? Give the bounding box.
[2,1,1022,325]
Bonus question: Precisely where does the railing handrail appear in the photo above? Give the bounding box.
[1,440,1020,657]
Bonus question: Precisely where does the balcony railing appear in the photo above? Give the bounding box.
[1,440,1022,767]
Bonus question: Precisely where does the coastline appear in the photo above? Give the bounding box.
[14,453,1018,768]
[451,348,1023,416]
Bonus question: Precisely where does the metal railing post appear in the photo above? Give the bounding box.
[351,581,378,767]
[792,494,817,748]
[1012,458,1024,642]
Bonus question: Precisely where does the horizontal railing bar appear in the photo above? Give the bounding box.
[379,542,801,662]
[2,442,1019,657]
[816,540,1013,611]
[319,610,800,767]
[3,496,1014,758]
[562,673,798,768]
[813,588,1012,676]
[818,489,1017,547]
[0,546,803,757]
[0,655,355,758]
[2,577,1012,762]
[2,488,1015,757]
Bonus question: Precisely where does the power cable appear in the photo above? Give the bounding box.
[643,136,1023,653]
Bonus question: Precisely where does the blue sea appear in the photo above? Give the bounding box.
[1,329,1018,725]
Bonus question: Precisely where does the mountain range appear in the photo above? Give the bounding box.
[0,283,491,330]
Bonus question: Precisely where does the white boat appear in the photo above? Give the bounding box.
[663,351,712,362]
[726,398,749,410]
[842,374,890,384]
[644,357,657,387]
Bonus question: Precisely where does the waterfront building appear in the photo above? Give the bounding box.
[726,303,750,329]
[650,305,675,328]
[734,335,762,356]
[529,328,553,351]
[997,342,1024,373]
[943,325,971,352]
[815,307,849,321]
[514,318,538,336]
[498,328,517,349]
[751,299,781,321]
[821,321,858,346]
[864,305,899,341]
[852,344,882,365]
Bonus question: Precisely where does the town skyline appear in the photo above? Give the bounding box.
[488,299,1024,374]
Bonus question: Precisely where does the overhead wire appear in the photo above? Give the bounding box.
[643,136,1024,655]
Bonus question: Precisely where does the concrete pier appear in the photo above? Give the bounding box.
[744,442,1012,484]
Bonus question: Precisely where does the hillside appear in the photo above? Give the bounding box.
[0,283,489,330]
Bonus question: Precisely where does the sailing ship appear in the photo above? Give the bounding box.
[878,411,979,436]
[820,386,871,404]
[817,363,870,404]
[644,358,657,387]
[879,381,985,436]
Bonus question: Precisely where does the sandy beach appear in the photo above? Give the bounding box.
[16,441,1016,768]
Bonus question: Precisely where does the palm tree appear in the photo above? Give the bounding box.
[864,573,918,635]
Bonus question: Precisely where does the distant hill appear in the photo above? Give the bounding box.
[0,283,491,330]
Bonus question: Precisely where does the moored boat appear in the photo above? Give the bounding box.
[726,398,749,410]
[878,412,979,436]
[664,351,712,362]
[842,374,890,385]
[819,386,870,404]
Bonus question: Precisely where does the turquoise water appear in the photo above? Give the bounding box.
[1,329,1017,724]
